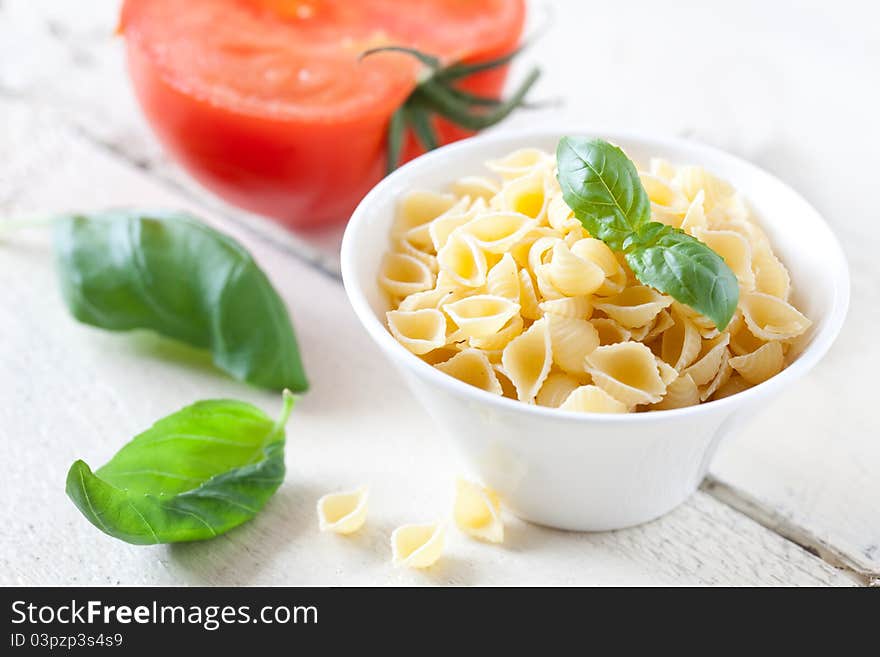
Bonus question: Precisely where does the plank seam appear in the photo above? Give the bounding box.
[701,476,876,586]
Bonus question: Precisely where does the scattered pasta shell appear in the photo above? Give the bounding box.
[317,487,369,535]
[546,313,600,376]
[391,522,446,569]
[639,309,675,343]
[435,348,503,395]
[379,252,435,298]
[692,227,756,291]
[486,253,520,300]
[443,295,521,339]
[740,292,811,341]
[453,478,503,543]
[501,317,553,403]
[535,263,566,300]
[545,241,605,296]
[462,211,536,253]
[651,373,700,410]
[593,285,674,329]
[729,341,784,385]
[387,309,447,355]
[527,235,560,274]
[437,230,488,288]
[560,385,628,413]
[729,322,766,357]
[536,371,582,408]
[683,333,731,386]
[584,342,668,407]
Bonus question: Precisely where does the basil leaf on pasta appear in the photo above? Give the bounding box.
[556,137,650,250]
[624,222,739,330]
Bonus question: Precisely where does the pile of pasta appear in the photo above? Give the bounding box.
[379,148,812,413]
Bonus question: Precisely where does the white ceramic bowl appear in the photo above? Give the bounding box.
[341,128,849,531]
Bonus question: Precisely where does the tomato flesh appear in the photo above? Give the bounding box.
[121,0,526,229]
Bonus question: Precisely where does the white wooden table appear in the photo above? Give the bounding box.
[1,0,877,586]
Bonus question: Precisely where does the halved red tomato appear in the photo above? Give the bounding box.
[120,0,527,229]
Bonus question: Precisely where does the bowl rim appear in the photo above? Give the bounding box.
[341,127,850,424]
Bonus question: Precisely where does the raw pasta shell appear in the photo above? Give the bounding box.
[679,190,708,235]
[546,313,600,376]
[387,308,447,355]
[570,238,628,297]
[429,202,472,252]
[527,235,560,274]
[517,269,542,320]
[486,147,550,180]
[651,373,700,410]
[317,487,369,535]
[591,318,632,345]
[661,310,702,371]
[379,252,435,298]
[469,314,524,351]
[700,348,733,401]
[639,309,675,343]
[450,176,499,202]
[437,230,488,288]
[593,286,673,329]
[391,522,446,569]
[536,372,582,408]
[435,348,503,395]
[501,318,553,403]
[453,478,503,544]
[729,340,784,385]
[392,236,438,273]
[710,373,752,400]
[683,333,731,386]
[540,296,593,320]
[486,253,520,301]
[546,241,605,297]
[560,385,628,414]
[500,169,550,222]
[443,294,520,339]
[752,245,791,300]
[692,227,756,291]
[740,292,812,341]
[547,193,579,232]
[584,342,668,407]
[398,287,453,312]
[462,211,537,253]
[649,157,677,180]
[394,191,457,236]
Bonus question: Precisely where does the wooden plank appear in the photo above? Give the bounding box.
[0,99,857,586]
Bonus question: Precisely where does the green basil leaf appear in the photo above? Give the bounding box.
[556,137,651,250]
[625,222,739,330]
[54,210,307,392]
[66,392,294,544]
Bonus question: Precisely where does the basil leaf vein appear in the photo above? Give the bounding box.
[556,136,650,250]
[54,210,307,392]
[66,392,295,545]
